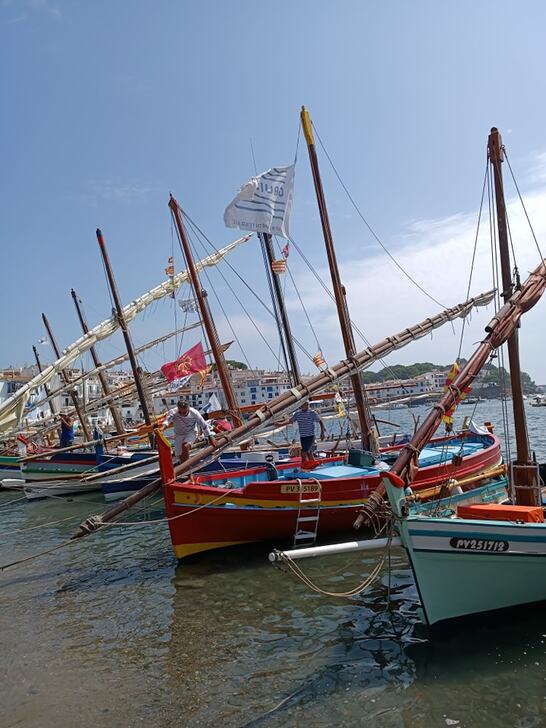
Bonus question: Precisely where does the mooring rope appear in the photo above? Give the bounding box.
[276,547,387,598]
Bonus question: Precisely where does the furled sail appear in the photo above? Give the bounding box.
[0,235,251,433]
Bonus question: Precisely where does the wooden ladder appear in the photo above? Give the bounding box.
[293,478,322,549]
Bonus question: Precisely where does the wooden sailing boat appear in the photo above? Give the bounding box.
[377,128,546,629]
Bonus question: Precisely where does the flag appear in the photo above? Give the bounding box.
[271,259,286,274]
[441,362,472,428]
[224,165,295,238]
[202,393,222,415]
[178,298,198,313]
[165,256,174,276]
[312,352,326,369]
[334,391,346,417]
[282,242,290,259]
[161,342,208,383]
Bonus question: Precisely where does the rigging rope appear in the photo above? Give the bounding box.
[504,148,545,263]
[183,218,276,369]
[180,209,317,364]
[287,234,416,397]
[312,124,447,309]
[188,225,255,370]
[273,236,322,354]
[457,158,489,360]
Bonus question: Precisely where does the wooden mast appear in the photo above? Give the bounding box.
[71,289,125,435]
[168,195,242,426]
[259,232,301,385]
[300,106,375,451]
[95,229,154,445]
[32,345,57,416]
[41,313,92,440]
[488,127,538,506]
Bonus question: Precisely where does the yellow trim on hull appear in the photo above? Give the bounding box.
[172,491,367,509]
[173,539,249,559]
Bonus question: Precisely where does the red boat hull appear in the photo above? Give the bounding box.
[161,434,502,559]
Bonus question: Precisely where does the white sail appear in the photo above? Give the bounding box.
[0,235,251,433]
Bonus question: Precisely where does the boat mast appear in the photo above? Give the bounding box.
[488,127,538,506]
[41,313,92,440]
[71,288,125,436]
[96,229,154,445]
[168,195,242,426]
[259,232,301,385]
[32,344,57,417]
[300,106,375,451]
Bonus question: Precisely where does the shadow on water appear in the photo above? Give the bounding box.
[161,541,546,728]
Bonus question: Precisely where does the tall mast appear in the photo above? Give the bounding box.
[41,313,92,440]
[300,106,375,451]
[32,345,57,416]
[169,195,242,426]
[488,127,538,506]
[96,229,154,444]
[259,232,301,385]
[71,289,125,435]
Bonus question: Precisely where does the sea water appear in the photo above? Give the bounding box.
[1,400,545,727]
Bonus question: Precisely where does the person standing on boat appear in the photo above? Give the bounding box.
[59,413,75,448]
[164,399,213,464]
[289,402,325,465]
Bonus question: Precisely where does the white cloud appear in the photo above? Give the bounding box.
[81,179,157,205]
[284,159,546,381]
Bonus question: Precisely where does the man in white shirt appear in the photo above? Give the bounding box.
[164,399,213,464]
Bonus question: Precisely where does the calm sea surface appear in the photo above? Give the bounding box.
[2,400,546,727]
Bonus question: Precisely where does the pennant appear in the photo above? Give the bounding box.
[202,393,222,414]
[165,256,174,277]
[441,362,472,427]
[161,342,208,383]
[178,298,198,313]
[334,391,346,417]
[312,352,326,369]
[224,165,295,238]
[282,242,290,259]
[271,259,287,274]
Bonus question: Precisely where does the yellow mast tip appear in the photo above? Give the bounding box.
[300,106,314,146]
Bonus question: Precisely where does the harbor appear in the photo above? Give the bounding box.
[2,402,546,727]
[4,3,546,727]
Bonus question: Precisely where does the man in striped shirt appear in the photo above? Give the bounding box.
[290,402,325,465]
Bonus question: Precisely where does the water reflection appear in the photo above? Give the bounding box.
[1,400,546,726]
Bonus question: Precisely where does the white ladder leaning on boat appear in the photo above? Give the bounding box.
[293,478,322,549]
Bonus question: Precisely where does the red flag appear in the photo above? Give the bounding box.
[282,242,289,259]
[161,342,208,383]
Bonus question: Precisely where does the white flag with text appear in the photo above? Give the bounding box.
[224,165,295,239]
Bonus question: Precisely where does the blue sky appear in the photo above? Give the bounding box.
[3,0,546,381]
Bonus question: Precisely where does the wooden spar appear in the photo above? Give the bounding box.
[71,289,125,436]
[21,340,234,441]
[300,106,375,452]
[25,324,202,418]
[32,345,57,416]
[356,259,546,521]
[488,127,538,506]
[18,438,102,462]
[259,232,301,386]
[71,288,497,539]
[168,195,242,426]
[41,313,92,441]
[96,229,154,446]
[0,237,250,436]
